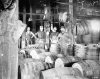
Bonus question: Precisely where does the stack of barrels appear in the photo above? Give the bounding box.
[18,19,100,79]
[73,19,100,44]
[74,44,99,60]
[19,46,100,79]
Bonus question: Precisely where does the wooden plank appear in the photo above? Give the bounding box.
[20,12,45,15]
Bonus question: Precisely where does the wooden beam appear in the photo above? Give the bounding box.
[23,7,26,23]
[55,1,75,6]
[20,12,45,15]
[30,3,32,19]
[69,0,73,22]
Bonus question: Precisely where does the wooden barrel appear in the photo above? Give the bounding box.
[74,44,87,59]
[38,52,51,61]
[72,60,100,79]
[25,48,45,54]
[86,44,99,60]
[25,49,45,59]
[45,54,58,64]
[30,49,45,54]
[21,63,33,79]
[82,34,92,44]
[41,67,82,79]
[50,43,60,55]
[92,31,100,44]
[51,75,89,79]
[35,39,45,49]
[55,56,82,68]
[21,61,54,79]
[73,21,89,36]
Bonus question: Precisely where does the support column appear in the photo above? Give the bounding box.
[23,7,26,24]
[0,1,26,79]
[69,0,74,55]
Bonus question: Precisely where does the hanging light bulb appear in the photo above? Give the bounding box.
[28,18,32,21]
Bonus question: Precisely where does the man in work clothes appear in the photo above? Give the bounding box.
[35,26,46,48]
[50,26,59,44]
[58,26,71,56]
[25,27,36,46]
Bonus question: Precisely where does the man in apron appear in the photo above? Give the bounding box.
[58,26,71,56]
[50,26,59,43]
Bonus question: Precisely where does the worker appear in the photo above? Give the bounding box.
[50,26,59,43]
[35,26,46,48]
[25,27,36,46]
[58,26,71,56]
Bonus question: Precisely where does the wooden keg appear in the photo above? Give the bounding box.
[73,21,89,36]
[74,44,87,59]
[52,75,89,79]
[21,61,54,79]
[82,34,92,44]
[92,31,100,44]
[38,52,51,61]
[55,56,82,68]
[45,54,58,64]
[86,44,99,60]
[25,49,45,59]
[41,67,82,79]
[50,43,60,55]
[21,63,33,79]
[72,60,100,79]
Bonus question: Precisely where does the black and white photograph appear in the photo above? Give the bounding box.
[0,0,100,79]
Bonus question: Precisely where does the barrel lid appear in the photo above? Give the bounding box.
[72,63,83,75]
[45,56,53,64]
[55,58,64,68]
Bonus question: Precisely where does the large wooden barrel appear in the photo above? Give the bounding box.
[45,54,64,64]
[73,20,90,36]
[38,52,51,61]
[50,43,60,55]
[82,34,92,44]
[86,44,99,60]
[30,49,45,54]
[72,60,100,79]
[75,19,100,44]
[45,54,58,64]
[49,75,89,79]
[92,31,100,44]
[74,44,87,59]
[25,49,45,58]
[21,61,54,79]
[55,56,82,67]
[41,67,82,79]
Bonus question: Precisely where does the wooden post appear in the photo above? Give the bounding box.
[69,0,74,55]
[0,1,26,79]
[23,6,26,24]
[30,4,32,20]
